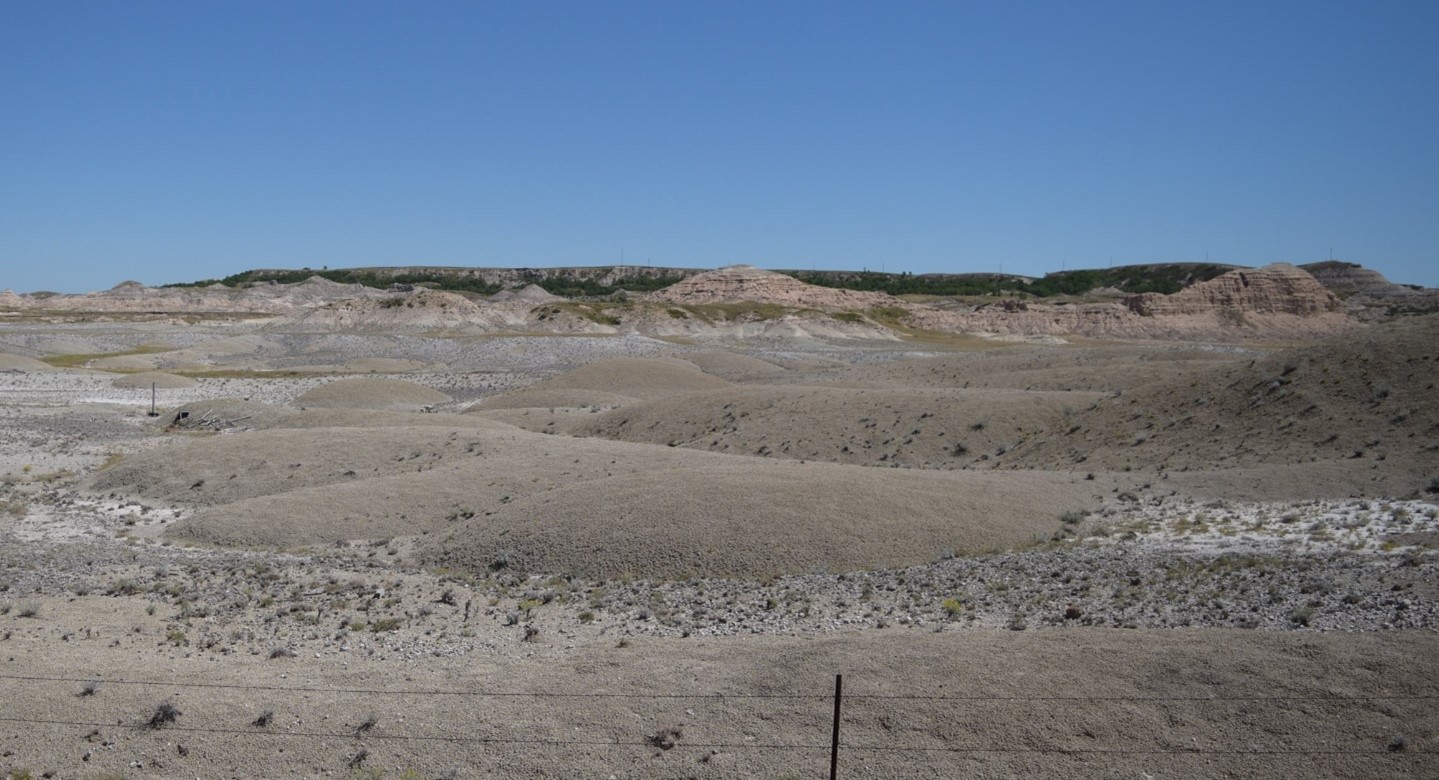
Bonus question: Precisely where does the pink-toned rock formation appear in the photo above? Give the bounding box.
[1124,263,1343,317]
[648,265,901,309]
[907,265,1355,341]
[0,276,390,314]
[277,290,525,331]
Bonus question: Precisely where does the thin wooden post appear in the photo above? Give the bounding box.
[829,674,842,780]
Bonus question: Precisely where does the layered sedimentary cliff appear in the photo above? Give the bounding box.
[2,263,1375,342]
[0,277,388,314]
[907,265,1354,340]
[1124,263,1343,317]
[1299,261,1439,321]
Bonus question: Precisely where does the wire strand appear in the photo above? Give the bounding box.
[3,673,1434,703]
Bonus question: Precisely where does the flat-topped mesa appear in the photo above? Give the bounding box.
[648,264,901,309]
[1124,263,1343,317]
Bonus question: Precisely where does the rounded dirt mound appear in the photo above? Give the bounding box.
[112,371,197,389]
[295,378,452,410]
[416,460,1085,579]
[35,338,101,355]
[131,421,1095,578]
[0,353,57,372]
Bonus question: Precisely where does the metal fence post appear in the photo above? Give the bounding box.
[830,674,843,780]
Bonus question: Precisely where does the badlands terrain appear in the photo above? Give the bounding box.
[0,262,1436,779]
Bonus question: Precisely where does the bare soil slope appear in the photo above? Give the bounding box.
[553,385,1106,469]
[471,357,731,409]
[1005,315,1439,490]
[832,344,1241,392]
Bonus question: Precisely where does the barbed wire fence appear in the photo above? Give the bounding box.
[2,672,1435,777]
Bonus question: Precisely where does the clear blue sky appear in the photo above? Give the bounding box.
[3,1,1435,292]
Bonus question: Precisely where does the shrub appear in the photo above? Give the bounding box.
[1288,606,1316,627]
[646,724,683,750]
[941,598,964,618]
[148,700,182,729]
